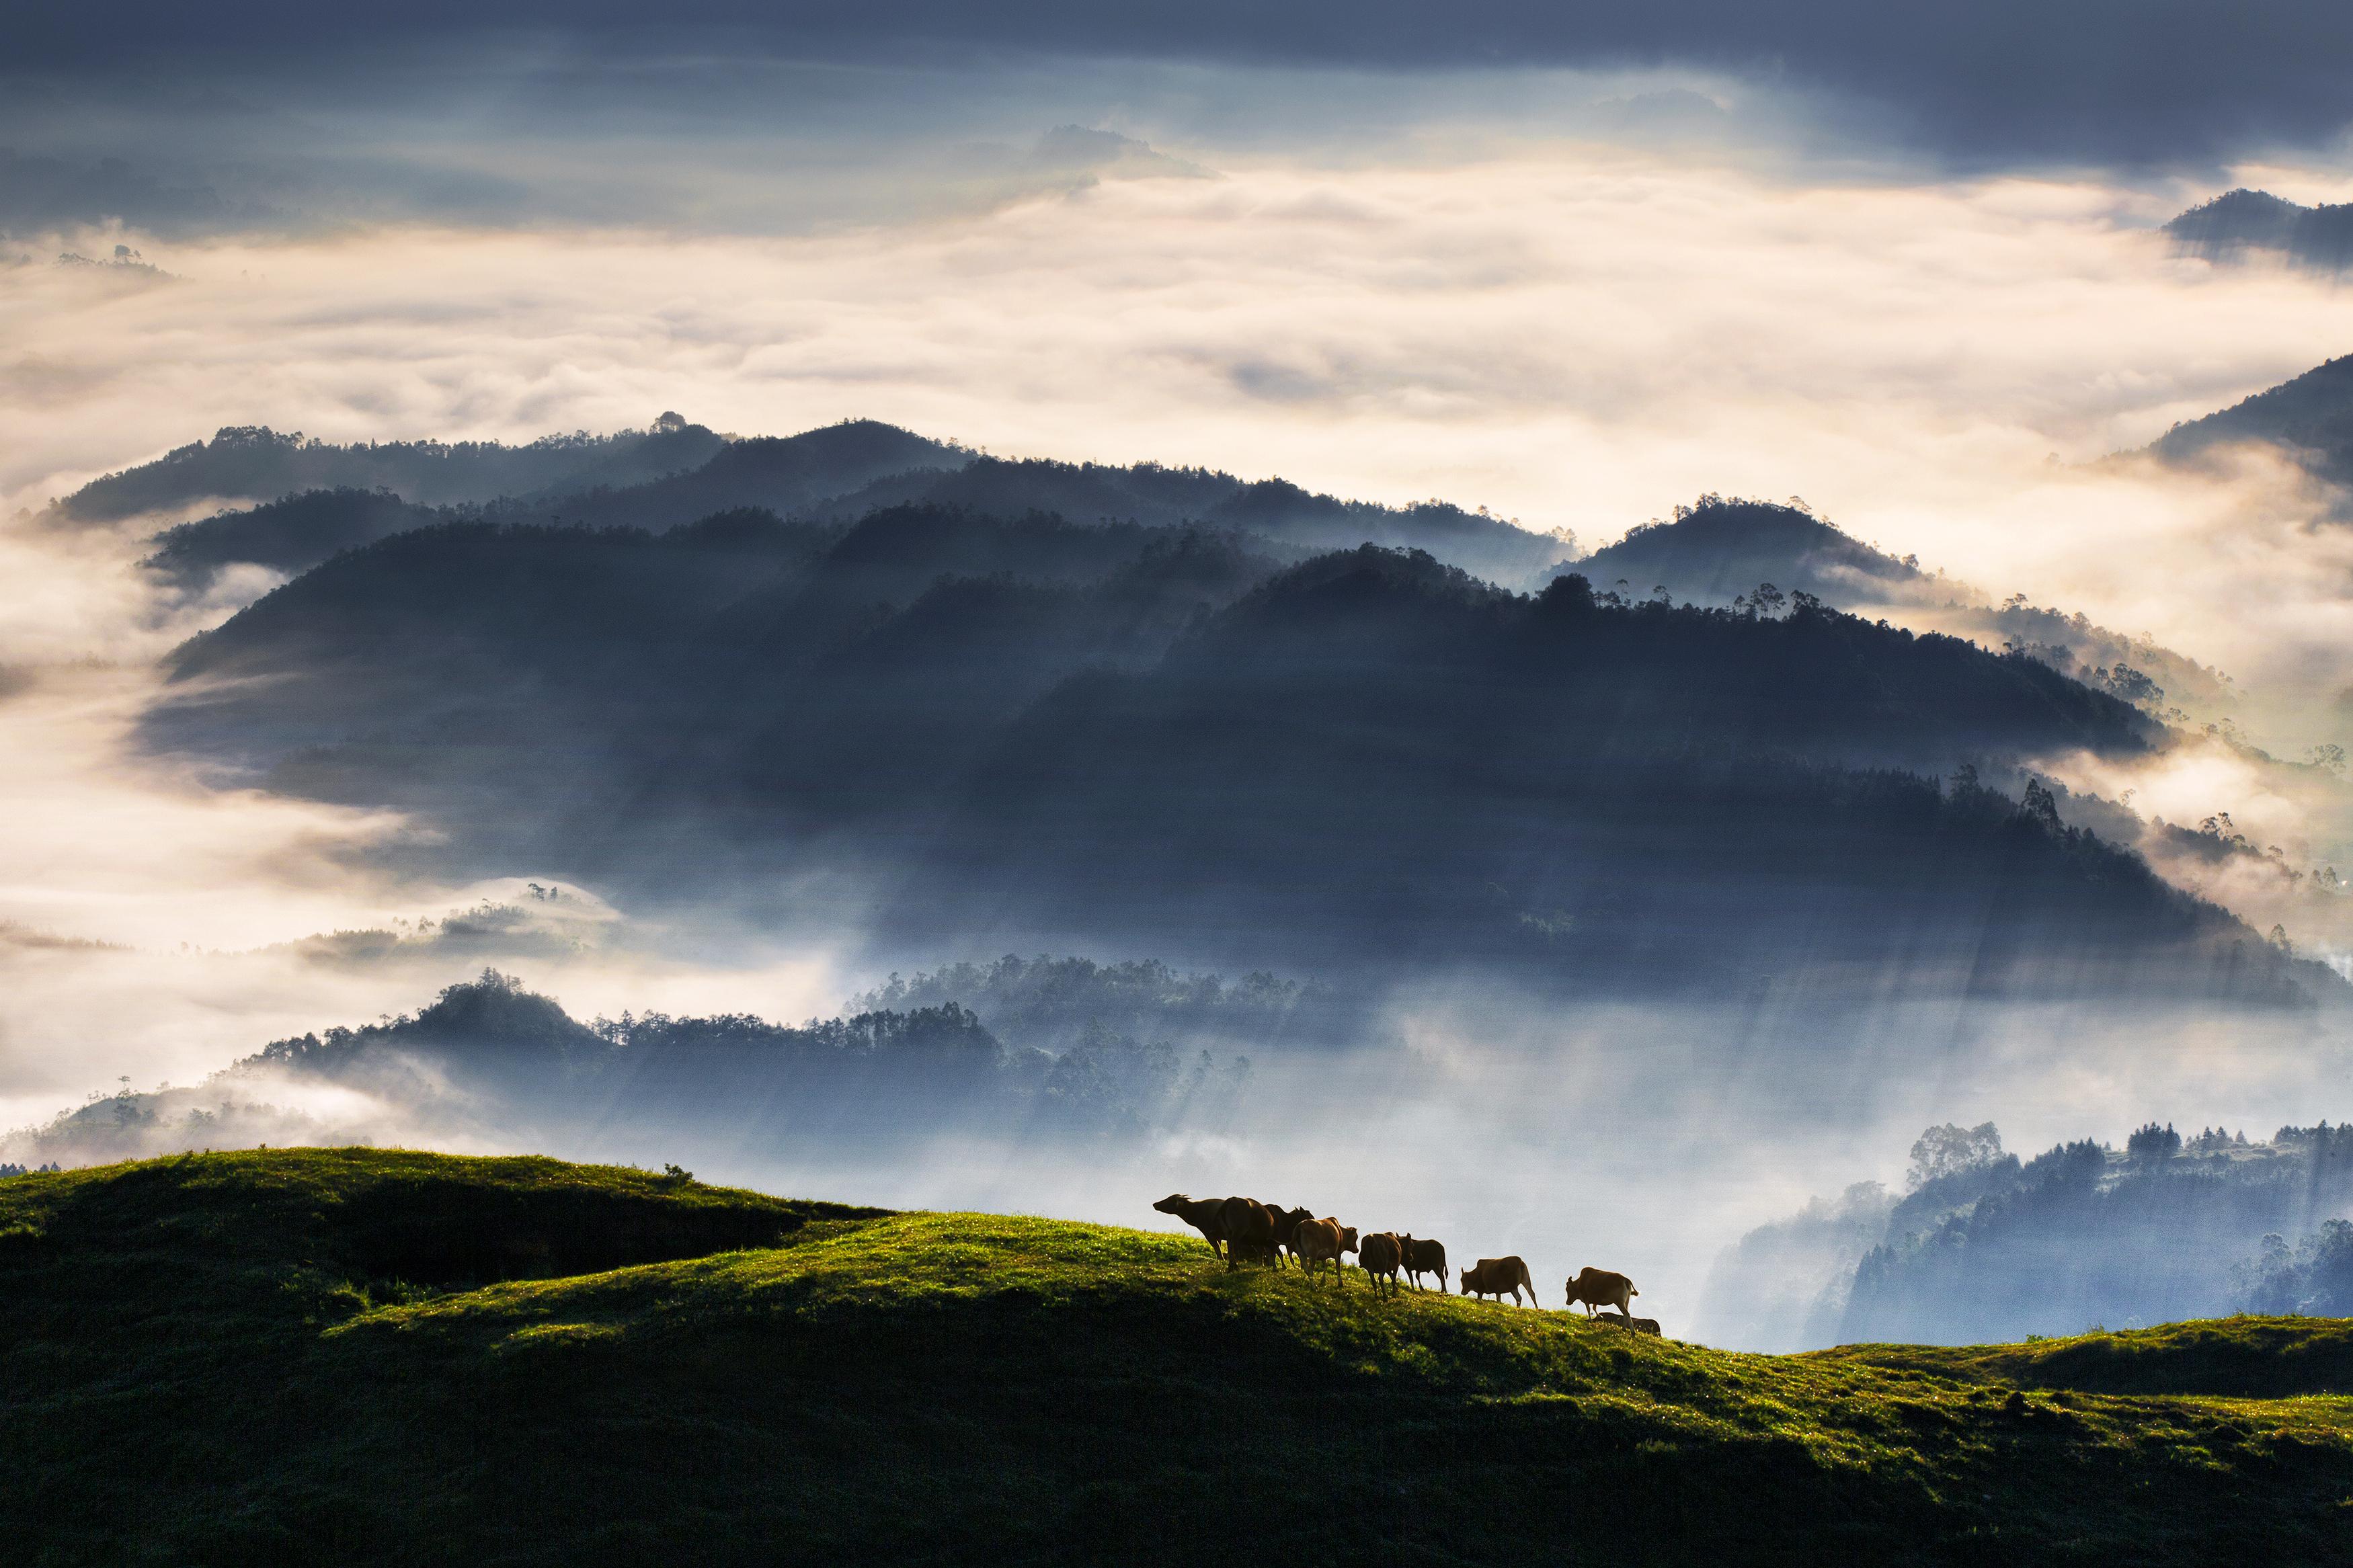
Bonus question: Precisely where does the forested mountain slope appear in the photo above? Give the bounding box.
[2,968,1277,1168]
[98,415,1572,595]
[1574,497,1925,607]
[141,501,2327,1000]
[1705,1120,2353,1351]
[1570,498,2238,725]
[50,416,729,522]
[2166,188,2353,273]
[2149,352,2353,494]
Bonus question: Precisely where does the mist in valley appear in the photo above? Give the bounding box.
[15,30,2353,1357]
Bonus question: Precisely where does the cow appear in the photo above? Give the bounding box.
[1153,1194,1229,1258]
[1460,1255,1538,1306]
[1359,1232,1404,1295]
[1564,1267,1638,1317]
[1600,1313,1662,1337]
[1219,1197,1280,1269]
[1292,1217,1361,1284]
[1267,1205,1315,1267]
[1398,1235,1448,1292]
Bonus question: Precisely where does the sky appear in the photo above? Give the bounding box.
[6,9,2353,1293]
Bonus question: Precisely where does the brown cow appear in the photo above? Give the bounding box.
[1601,1313,1662,1337]
[1267,1205,1315,1268]
[1292,1217,1361,1284]
[1398,1235,1448,1292]
[1564,1267,1638,1317]
[1459,1255,1537,1306]
[1153,1194,1229,1258]
[1218,1196,1279,1270]
[1359,1232,1404,1295]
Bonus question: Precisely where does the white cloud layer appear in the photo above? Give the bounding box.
[9,140,2353,1279]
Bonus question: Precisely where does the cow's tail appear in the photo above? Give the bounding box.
[1631,1286,1641,1297]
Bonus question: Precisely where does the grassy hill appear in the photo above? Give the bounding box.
[3,1151,2350,1564]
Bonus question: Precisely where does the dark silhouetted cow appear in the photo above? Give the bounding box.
[1398,1235,1448,1292]
[1359,1232,1404,1295]
[1153,1194,1229,1258]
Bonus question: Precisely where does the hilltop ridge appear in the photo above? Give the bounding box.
[1,1148,2349,1563]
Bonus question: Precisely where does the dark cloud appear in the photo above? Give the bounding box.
[9,1,2353,165]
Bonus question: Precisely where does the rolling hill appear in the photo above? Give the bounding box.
[1,1149,2348,1564]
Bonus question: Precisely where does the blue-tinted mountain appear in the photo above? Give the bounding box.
[52,415,729,522]
[143,499,2329,1003]
[1573,498,1924,607]
[2166,188,2353,273]
[1568,498,2236,725]
[142,487,442,589]
[118,417,1570,593]
[2149,352,2353,493]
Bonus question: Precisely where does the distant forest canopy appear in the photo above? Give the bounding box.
[1575,495,1927,608]
[850,954,1361,1054]
[52,415,732,522]
[2166,188,2353,274]
[1700,1116,2353,1350]
[1570,497,2237,730]
[67,414,1571,593]
[138,488,2322,999]
[2147,350,2353,502]
[0,968,1263,1169]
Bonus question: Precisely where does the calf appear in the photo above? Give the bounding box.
[1152,1194,1228,1258]
[1459,1255,1537,1306]
[1398,1235,1448,1292]
[1564,1267,1638,1317]
[1358,1232,1404,1296]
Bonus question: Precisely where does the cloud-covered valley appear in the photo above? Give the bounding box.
[12,104,2353,1341]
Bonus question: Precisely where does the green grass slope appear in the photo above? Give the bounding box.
[3,1151,2350,1566]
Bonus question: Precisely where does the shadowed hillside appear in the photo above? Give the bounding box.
[49,415,729,522]
[1570,497,2238,727]
[142,513,2330,1000]
[113,416,1572,595]
[894,550,2291,995]
[1,969,1277,1169]
[2149,352,2353,495]
[1,1149,2348,1565]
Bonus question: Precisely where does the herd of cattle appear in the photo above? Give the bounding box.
[1152,1193,1661,1335]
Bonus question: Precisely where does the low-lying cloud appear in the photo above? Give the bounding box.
[8,128,2353,1320]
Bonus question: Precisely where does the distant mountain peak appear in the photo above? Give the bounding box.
[2165,188,2353,272]
[1573,495,1922,608]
